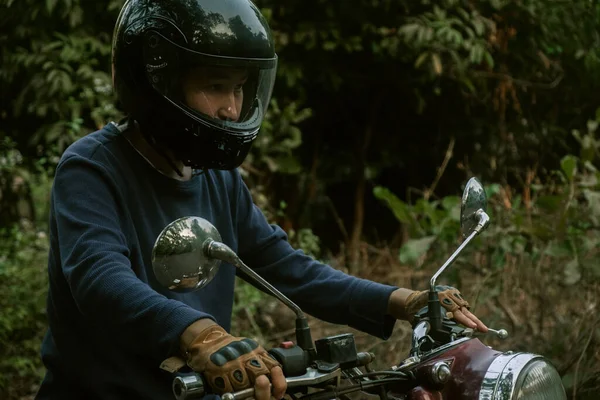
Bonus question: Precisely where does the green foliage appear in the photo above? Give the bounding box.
[0,227,49,396]
[0,137,55,228]
[393,4,495,78]
[247,99,313,175]
[373,186,461,264]
[376,112,600,277]
[288,228,321,259]
[0,136,54,398]
[398,236,437,265]
[232,278,272,339]
[0,138,23,172]
[1,0,124,165]
[262,0,598,187]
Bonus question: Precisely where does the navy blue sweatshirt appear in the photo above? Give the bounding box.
[36,123,397,399]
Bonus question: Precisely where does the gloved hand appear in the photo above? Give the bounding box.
[388,286,488,332]
[183,323,285,396]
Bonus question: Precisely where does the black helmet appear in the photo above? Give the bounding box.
[111,0,277,171]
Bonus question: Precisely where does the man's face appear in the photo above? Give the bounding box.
[182,66,248,122]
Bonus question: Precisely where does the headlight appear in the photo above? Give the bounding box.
[479,352,566,400]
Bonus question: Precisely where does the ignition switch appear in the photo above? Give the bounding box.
[430,361,451,385]
[416,360,452,390]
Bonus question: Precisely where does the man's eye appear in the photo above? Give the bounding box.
[234,84,243,93]
[200,84,221,92]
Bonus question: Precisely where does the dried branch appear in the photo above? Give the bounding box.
[325,196,349,242]
[245,307,265,344]
[573,318,599,399]
[496,297,521,329]
[471,70,565,90]
[424,137,455,201]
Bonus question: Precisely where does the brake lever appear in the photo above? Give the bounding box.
[460,327,508,340]
[204,367,343,400]
[221,387,255,400]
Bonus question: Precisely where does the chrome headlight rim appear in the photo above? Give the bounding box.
[478,352,564,400]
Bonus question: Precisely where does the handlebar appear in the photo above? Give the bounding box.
[170,325,507,400]
[173,366,343,400]
[170,318,505,400]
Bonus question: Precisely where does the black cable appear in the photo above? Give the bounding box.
[342,370,410,380]
[299,377,405,400]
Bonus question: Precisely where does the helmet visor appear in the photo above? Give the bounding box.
[143,32,277,135]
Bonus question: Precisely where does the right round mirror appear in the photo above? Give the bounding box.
[460,177,487,238]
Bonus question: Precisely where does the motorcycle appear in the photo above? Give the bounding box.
[151,178,567,400]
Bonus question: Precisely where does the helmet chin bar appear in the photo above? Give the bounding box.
[135,92,258,172]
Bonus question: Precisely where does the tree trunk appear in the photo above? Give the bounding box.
[347,127,370,274]
[347,94,381,274]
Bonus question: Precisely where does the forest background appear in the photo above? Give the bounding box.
[1,0,599,398]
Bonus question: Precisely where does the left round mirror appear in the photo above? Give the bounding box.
[152,216,222,292]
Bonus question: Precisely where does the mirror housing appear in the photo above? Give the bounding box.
[152,216,222,292]
[460,177,488,238]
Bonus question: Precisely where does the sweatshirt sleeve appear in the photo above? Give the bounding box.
[234,172,398,339]
[52,154,210,359]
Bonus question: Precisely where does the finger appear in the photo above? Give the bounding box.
[452,308,477,329]
[254,374,271,400]
[462,307,488,332]
[270,366,287,399]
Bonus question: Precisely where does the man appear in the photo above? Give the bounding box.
[36,0,487,399]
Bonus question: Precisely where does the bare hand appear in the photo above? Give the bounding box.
[388,287,488,332]
[451,307,488,332]
[254,366,287,400]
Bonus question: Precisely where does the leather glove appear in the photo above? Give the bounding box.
[184,324,281,394]
[404,285,470,322]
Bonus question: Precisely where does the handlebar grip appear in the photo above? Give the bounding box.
[173,373,206,400]
[172,343,308,400]
[172,373,258,400]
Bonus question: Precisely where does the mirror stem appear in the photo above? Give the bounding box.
[429,209,489,292]
[205,240,316,358]
[428,209,489,333]
[429,230,477,292]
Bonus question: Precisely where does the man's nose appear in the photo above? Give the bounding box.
[217,93,239,121]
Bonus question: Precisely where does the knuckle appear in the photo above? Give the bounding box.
[255,374,270,389]
[276,379,287,391]
[271,365,283,374]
